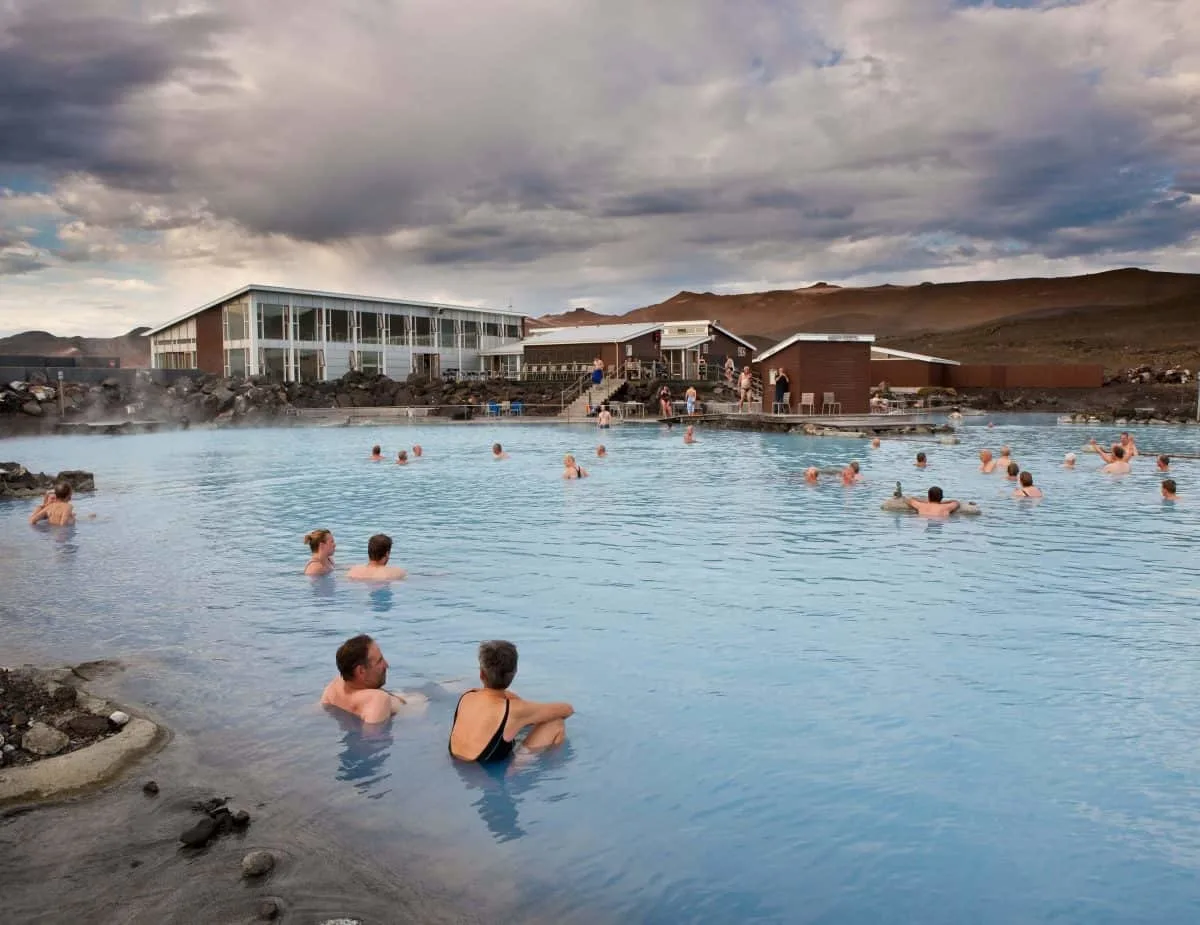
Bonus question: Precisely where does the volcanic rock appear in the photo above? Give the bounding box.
[22,722,70,756]
[241,850,276,878]
[180,816,219,848]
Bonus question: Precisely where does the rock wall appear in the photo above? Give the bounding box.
[0,463,95,500]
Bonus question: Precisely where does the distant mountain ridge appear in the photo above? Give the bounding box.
[0,328,151,367]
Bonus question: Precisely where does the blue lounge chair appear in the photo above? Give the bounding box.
[487,400,501,416]
[510,401,524,416]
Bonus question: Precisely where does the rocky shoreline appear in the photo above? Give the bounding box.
[0,462,95,500]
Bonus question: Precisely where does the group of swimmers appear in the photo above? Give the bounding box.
[320,635,572,762]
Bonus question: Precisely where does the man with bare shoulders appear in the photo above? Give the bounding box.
[979,450,996,474]
[841,461,862,485]
[1162,479,1179,502]
[448,640,572,763]
[904,485,960,517]
[1089,439,1123,463]
[492,442,510,460]
[347,534,408,581]
[1101,445,1131,474]
[370,445,383,461]
[1120,431,1139,458]
[29,482,76,526]
[321,634,407,725]
[1157,455,1170,472]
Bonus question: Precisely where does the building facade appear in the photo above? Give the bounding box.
[753,334,875,414]
[147,285,524,381]
[659,320,757,379]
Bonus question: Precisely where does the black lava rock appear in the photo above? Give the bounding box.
[232,810,251,829]
[257,898,281,920]
[143,780,160,796]
[179,816,218,848]
[11,710,28,727]
[66,715,111,737]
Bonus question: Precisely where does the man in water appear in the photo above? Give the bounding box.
[1013,471,1043,498]
[803,467,819,483]
[597,406,613,428]
[1004,461,1020,481]
[998,446,1017,471]
[1101,445,1131,474]
[685,385,698,416]
[492,442,509,460]
[396,450,409,465]
[369,445,383,461]
[412,445,423,458]
[841,461,862,485]
[321,634,407,724]
[870,437,881,449]
[596,445,607,458]
[1063,452,1077,469]
[1162,478,1179,501]
[978,449,997,474]
[347,534,408,581]
[904,486,961,517]
[448,640,572,762]
[29,482,76,526]
[915,452,927,469]
[1157,455,1170,472]
[683,425,698,444]
[1120,431,1139,457]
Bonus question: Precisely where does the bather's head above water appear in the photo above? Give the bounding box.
[336,633,388,689]
[479,639,518,690]
[304,528,335,556]
[928,486,944,503]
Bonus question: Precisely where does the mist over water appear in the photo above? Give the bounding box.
[3,417,1200,924]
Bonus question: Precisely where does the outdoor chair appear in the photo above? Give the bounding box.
[510,401,524,416]
[822,392,842,415]
[487,400,501,416]
[772,392,791,414]
[799,392,816,414]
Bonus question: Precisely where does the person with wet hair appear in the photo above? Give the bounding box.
[1005,461,1020,481]
[841,461,862,485]
[1101,445,1132,475]
[1063,452,1077,469]
[1162,479,1179,502]
[492,442,509,460]
[915,452,927,469]
[978,449,997,474]
[347,534,407,581]
[396,450,409,465]
[596,445,607,458]
[448,640,573,763]
[370,445,383,461]
[320,634,408,724]
[1013,471,1043,499]
[562,454,587,479]
[29,481,75,527]
[904,485,961,517]
[1157,455,1170,472]
[303,528,336,576]
[412,445,423,458]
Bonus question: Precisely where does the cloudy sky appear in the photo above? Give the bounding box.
[1,0,1198,337]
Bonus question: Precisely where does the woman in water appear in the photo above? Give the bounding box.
[562,454,588,479]
[304,529,337,576]
[396,450,409,465]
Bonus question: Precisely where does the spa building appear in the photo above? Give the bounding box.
[147,284,526,382]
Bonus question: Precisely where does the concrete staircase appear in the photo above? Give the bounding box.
[560,377,626,420]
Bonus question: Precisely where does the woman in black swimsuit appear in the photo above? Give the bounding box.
[448,641,574,763]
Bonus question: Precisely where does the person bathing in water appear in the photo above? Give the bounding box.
[596,445,607,458]
[803,467,819,484]
[303,528,337,576]
[492,442,509,460]
[683,425,697,444]
[1013,471,1043,499]
[370,445,383,461]
[841,461,862,485]
[562,454,588,479]
[347,534,408,581]
[1101,445,1132,475]
[448,640,573,763]
[29,482,76,526]
[396,450,409,465]
[1004,461,1020,481]
[1157,455,1170,472]
[904,486,961,517]
[915,452,927,469]
[412,444,423,458]
[979,450,997,474]
[321,634,408,725]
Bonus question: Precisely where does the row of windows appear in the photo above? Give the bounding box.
[156,351,196,370]
[228,303,519,344]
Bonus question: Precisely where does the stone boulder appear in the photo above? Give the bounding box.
[20,401,43,416]
[22,721,70,756]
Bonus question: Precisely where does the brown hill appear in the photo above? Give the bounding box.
[0,328,151,367]
[539,268,1200,338]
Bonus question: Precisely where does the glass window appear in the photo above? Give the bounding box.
[260,348,288,382]
[359,350,382,375]
[328,309,351,342]
[414,316,432,335]
[462,320,479,334]
[297,349,324,382]
[504,324,520,339]
[360,312,381,344]
[224,303,250,341]
[387,314,409,345]
[225,348,247,377]
[294,307,318,341]
[439,318,455,344]
[482,321,499,337]
[259,303,286,340]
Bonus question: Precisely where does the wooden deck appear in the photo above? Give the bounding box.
[624,412,952,433]
[54,420,165,435]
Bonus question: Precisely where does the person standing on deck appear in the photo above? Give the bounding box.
[774,368,790,412]
[724,356,735,385]
[592,357,604,387]
[738,368,753,412]
[685,385,698,416]
[658,384,672,418]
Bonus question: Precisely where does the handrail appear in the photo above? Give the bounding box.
[560,372,593,410]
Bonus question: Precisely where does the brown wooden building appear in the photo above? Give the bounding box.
[520,323,662,377]
[658,320,757,379]
[753,334,875,414]
[870,346,959,388]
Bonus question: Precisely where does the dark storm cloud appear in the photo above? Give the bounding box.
[0,249,49,275]
[0,5,233,182]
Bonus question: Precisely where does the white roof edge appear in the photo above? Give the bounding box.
[146,284,526,336]
[756,332,875,363]
[522,322,662,345]
[871,346,961,365]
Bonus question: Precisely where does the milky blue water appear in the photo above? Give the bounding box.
[3,416,1200,924]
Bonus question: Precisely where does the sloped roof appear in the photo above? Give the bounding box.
[871,346,960,365]
[756,332,876,363]
[522,322,661,347]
